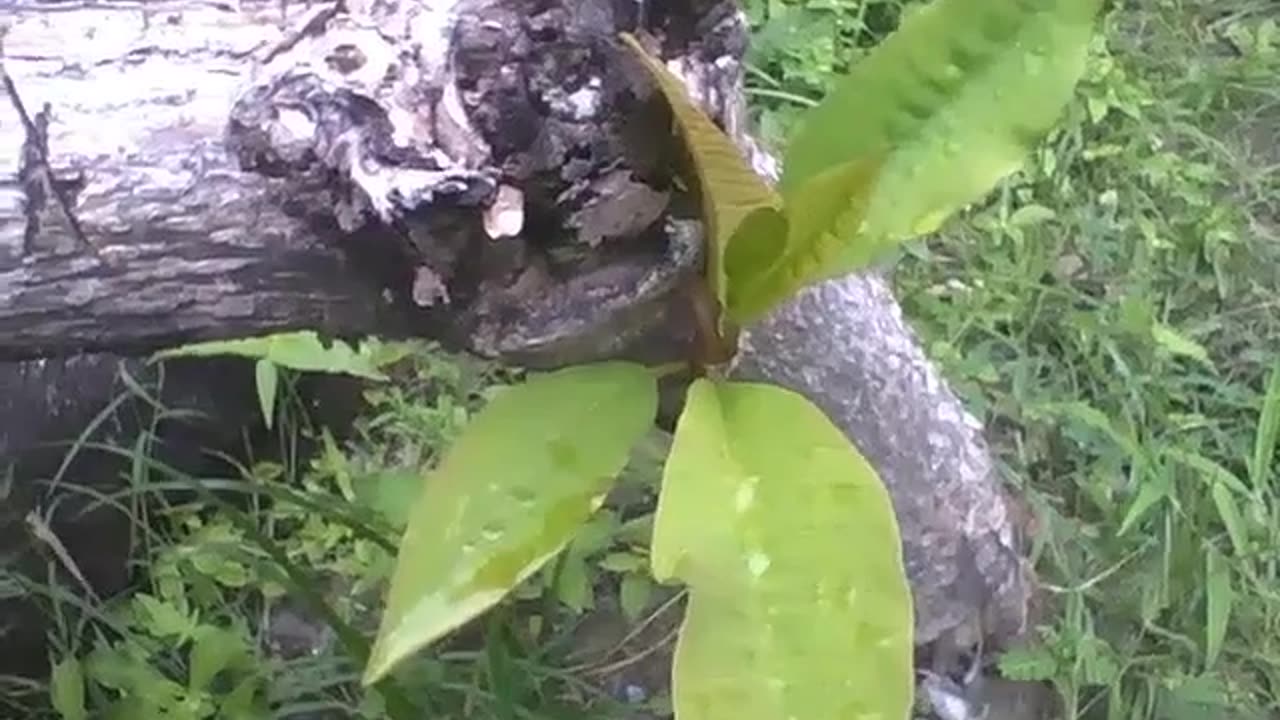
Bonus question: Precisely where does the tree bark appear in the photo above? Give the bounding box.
[1,0,718,364]
[0,2,419,357]
[0,0,1033,660]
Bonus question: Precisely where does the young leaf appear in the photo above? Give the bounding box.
[618,33,781,306]
[653,379,914,720]
[363,363,658,684]
[723,160,879,322]
[780,0,1102,261]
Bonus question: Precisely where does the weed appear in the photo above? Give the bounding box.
[8,346,672,719]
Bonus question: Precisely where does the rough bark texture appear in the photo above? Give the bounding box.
[0,0,1032,670]
[724,146,1032,656]
[0,0,725,364]
[734,278,1030,650]
[0,2,440,358]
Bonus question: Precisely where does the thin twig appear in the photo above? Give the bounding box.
[0,44,94,254]
[563,589,686,674]
[581,622,679,678]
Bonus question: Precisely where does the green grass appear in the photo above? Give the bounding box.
[9,1,1280,718]
[746,0,1280,717]
[6,348,672,719]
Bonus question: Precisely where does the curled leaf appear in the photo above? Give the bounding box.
[618,33,781,312]
[724,159,880,322]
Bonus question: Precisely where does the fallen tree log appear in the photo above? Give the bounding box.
[0,0,1033,668]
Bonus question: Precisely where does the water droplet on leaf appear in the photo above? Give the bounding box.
[735,476,759,513]
[508,487,537,509]
[1023,49,1046,76]
[549,438,578,469]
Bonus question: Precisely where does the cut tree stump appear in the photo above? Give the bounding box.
[0,0,1035,673]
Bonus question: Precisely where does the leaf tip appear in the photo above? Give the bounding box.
[361,638,400,687]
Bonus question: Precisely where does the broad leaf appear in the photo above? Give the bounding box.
[363,363,658,684]
[780,0,1102,264]
[654,379,914,720]
[154,331,389,380]
[618,33,781,310]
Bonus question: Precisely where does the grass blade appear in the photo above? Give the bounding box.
[1250,361,1280,489]
[1204,548,1233,670]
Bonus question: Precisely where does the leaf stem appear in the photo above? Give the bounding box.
[745,86,820,107]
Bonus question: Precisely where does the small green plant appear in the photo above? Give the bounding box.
[25,347,534,719]
[360,3,1103,719]
[154,331,408,430]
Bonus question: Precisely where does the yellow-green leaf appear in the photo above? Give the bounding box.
[618,33,781,307]
[654,379,914,720]
[363,363,658,684]
[780,0,1102,261]
[724,159,880,322]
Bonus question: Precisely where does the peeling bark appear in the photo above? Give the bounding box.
[0,0,1033,665]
